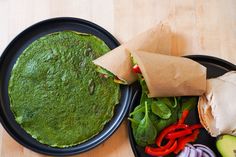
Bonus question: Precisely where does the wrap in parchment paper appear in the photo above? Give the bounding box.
[93,23,172,84]
[130,50,207,97]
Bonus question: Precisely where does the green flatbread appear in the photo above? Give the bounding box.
[8,31,120,148]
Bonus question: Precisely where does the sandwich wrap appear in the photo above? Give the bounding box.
[93,23,207,97]
[131,50,206,97]
[93,23,172,84]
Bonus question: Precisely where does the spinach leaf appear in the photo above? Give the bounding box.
[157,97,177,109]
[178,96,198,119]
[130,105,145,116]
[129,105,145,130]
[173,97,178,108]
[155,106,179,134]
[149,111,160,130]
[181,96,198,110]
[139,79,149,96]
[134,102,157,147]
[151,100,171,119]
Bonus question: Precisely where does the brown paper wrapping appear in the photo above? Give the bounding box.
[93,23,207,97]
[93,23,172,84]
[130,50,207,97]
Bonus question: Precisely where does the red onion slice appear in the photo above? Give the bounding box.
[193,144,216,157]
[177,144,215,157]
[196,148,203,157]
[202,152,210,157]
[189,148,198,157]
[177,146,190,157]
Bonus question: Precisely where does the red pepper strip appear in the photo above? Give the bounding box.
[178,110,189,124]
[147,140,175,152]
[165,128,192,139]
[188,124,202,130]
[160,139,175,150]
[173,129,200,154]
[156,124,188,147]
[132,64,142,74]
[145,141,178,156]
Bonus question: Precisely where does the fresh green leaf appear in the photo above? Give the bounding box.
[178,96,198,119]
[157,97,177,109]
[139,79,149,95]
[181,96,198,110]
[155,107,179,134]
[128,118,140,125]
[130,105,145,116]
[129,105,145,130]
[131,56,138,66]
[151,100,171,119]
[134,102,157,147]
[173,97,178,108]
[96,66,114,77]
[149,111,160,130]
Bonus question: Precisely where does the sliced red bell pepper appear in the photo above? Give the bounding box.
[145,141,178,156]
[174,129,200,154]
[132,64,141,74]
[165,128,192,139]
[147,139,175,152]
[160,139,175,150]
[156,124,188,147]
[178,109,189,124]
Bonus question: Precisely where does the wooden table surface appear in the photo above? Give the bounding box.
[0,0,236,157]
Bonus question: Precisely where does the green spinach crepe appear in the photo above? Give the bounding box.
[8,31,120,147]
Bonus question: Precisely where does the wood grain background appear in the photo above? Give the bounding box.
[0,0,236,156]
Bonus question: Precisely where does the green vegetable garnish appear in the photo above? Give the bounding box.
[178,97,198,119]
[96,66,114,78]
[155,107,179,134]
[134,101,157,147]
[96,66,127,84]
[129,105,145,130]
[151,101,171,119]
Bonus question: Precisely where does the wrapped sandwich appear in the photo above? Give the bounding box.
[93,23,172,84]
[93,23,206,97]
[130,50,206,97]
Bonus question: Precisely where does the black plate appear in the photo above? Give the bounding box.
[0,17,135,156]
[128,55,236,157]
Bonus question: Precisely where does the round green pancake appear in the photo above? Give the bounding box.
[8,31,120,147]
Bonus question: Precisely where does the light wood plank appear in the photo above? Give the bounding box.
[1,0,236,156]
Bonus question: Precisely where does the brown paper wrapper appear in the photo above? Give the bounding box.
[93,23,172,84]
[131,50,207,97]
